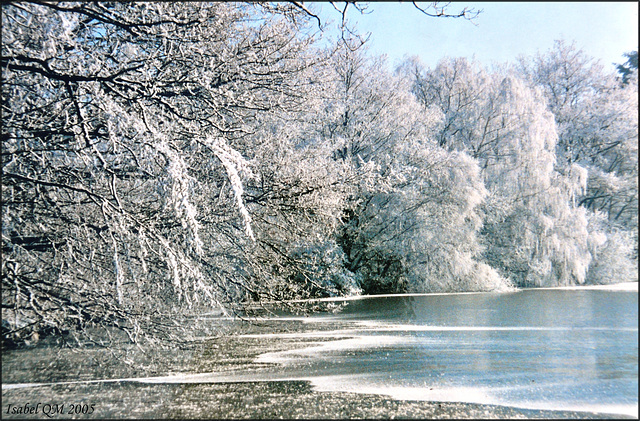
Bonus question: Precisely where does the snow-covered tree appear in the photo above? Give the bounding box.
[1,2,341,345]
[313,49,510,293]
[480,76,592,287]
[516,40,638,280]
[405,57,595,286]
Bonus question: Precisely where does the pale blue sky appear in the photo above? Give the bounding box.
[312,2,638,73]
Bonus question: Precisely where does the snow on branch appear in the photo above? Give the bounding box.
[208,137,256,242]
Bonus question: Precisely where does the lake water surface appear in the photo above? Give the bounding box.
[3,284,638,418]
[249,286,638,417]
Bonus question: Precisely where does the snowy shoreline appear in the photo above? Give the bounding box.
[269,281,639,304]
[523,281,638,292]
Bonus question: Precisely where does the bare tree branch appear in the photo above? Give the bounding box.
[412,2,482,23]
[289,1,322,29]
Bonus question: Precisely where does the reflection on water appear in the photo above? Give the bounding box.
[255,289,638,417]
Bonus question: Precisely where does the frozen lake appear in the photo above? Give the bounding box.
[3,284,637,418]
[249,285,638,417]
